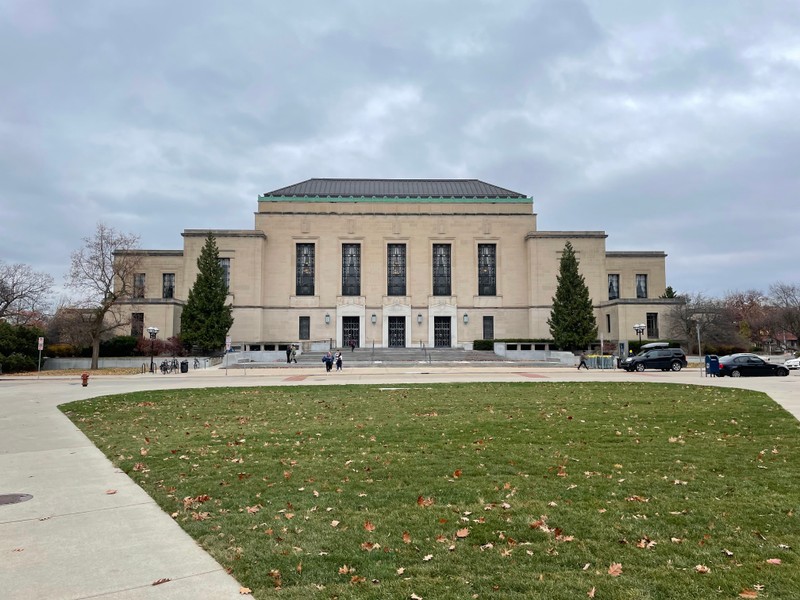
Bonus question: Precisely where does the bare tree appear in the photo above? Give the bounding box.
[65,223,142,369]
[0,261,54,324]
[668,292,744,354]
[723,289,776,348]
[770,282,800,349]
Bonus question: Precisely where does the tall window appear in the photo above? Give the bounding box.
[162,273,175,299]
[131,313,144,337]
[432,244,451,296]
[341,244,361,296]
[387,244,406,296]
[133,273,145,298]
[606,314,611,334]
[219,258,230,290]
[299,316,310,340]
[636,274,648,299]
[477,244,497,296]
[608,274,620,300]
[483,316,494,340]
[646,312,659,338]
[296,243,315,296]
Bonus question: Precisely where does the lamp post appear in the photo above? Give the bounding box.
[147,326,159,373]
[633,323,645,347]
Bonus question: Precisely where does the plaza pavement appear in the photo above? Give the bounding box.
[1,364,798,599]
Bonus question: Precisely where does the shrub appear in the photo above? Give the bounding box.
[46,343,79,357]
[0,352,37,373]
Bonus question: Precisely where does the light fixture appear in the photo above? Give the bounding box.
[633,323,645,344]
[417,313,423,325]
[324,313,330,325]
[371,313,377,325]
[146,326,159,374]
[463,313,469,324]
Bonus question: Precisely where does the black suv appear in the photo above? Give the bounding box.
[621,343,687,372]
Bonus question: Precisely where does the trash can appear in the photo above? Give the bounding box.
[704,355,719,377]
[180,360,189,373]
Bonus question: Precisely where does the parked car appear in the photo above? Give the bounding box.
[621,342,687,372]
[717,353,790,377]
[784,356,800,370]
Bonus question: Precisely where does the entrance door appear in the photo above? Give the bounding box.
[483,316,494,340]
[434,316,451,348]
[342,317,360,348]
[388,316,405,348]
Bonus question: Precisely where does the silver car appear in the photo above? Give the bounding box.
[785,356,800,370]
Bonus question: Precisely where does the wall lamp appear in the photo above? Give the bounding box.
[371,313,377,325]
[324,313,331,325]
[463,313,469,324]
[417,313,423,325]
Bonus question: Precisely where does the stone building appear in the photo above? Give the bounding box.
[117,178,677,351]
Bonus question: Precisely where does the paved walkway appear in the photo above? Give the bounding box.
[1,366,798,599]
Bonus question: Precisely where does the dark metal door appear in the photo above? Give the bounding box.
[482,316,494,340]
[388,316,405,347]
[434,316,451,348]
[342,317,359,348]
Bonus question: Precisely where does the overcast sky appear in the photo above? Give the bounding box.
[2,0,799,301]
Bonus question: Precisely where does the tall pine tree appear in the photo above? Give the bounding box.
[547,241,597,351]
[180,233,233,352]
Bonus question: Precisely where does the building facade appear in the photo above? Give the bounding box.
[117,179,678,350]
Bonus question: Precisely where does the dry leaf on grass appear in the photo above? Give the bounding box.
[239,587,252,595]
[608,562,623,576]
[695,564,711,574]
[739,589,759,598]
[766,558,782,565]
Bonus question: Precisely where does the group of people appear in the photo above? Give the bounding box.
[322,350,343,373]
[285,345,298,363]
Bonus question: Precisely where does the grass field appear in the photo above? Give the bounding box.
[62,382,800,599]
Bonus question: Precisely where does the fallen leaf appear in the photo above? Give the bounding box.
[453,469,462,478]
[396,567,405,575]
[239,587,252,595]
[152,578,171,586]
[588,587,596,598]
[695,564,711,574]
[105,489,117,495]
[456,528,470,538]
[411,594,423,600]
[331,520,340,527]
[608,562,623,577]
[766,558,782,565]
[417,496,434,507]
[739,590,758,599]
[423,554,433,561]
[364,520,376,532]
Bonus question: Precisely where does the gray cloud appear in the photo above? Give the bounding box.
[1,0,799,301]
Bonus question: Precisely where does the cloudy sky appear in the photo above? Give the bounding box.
[2,0,799,301]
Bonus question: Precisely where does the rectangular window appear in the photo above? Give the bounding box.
[483,316,494,340]
[636,274,648,299]
[133,273,145,298]
[219,258,230,290]
[131,313,144,337]
[432,244,451,296]
[608,274,620,300]
[162,273,175,299]
[478,244,496,296]
[341,244,361,296]
[387,244,406,296]
[606,314,611,334]
[296,243,315,296]
[646,313,659,338]
[299,316,310,340]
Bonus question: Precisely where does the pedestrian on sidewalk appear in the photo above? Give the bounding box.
[323,351,333,373]
[286,345,292,363]
[335,350,343,371]
[577,352,589,370]
[291,345,297,363]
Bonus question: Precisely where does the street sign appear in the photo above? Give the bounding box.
[38,337,44,351]
[225,336,231,351]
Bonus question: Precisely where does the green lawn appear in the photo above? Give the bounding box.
[62,382,800,599]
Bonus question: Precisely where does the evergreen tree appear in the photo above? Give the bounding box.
[547,241,597,351]
[180,234,233,352]
[661,286,678,299]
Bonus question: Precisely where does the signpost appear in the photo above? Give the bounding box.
[225,336,231,375]
[37,337,44,379]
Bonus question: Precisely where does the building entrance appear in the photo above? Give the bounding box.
[388,316,405,347]
[434,316,451,348]
[342,316,359,348]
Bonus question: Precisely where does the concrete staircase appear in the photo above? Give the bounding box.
[296,347,507,367]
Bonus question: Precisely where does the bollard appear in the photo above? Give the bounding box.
[81,372,89,387]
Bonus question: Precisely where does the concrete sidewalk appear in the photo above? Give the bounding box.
[1,366,798,599]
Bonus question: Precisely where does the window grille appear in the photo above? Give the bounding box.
[296,244,315,296]
[341,244,361,296]
[478,244,496,296]
[131,313,144,337]
[387,244,406,296]
[219,259,230,290]
[646,312,659,338]
[299,316,310,340]
[432,244,451,296]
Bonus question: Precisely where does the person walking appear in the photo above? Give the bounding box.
[323,351,333,373]
[286,345,292,364]
[349,338,356,352]
[335,350,343,371]
[577,352,589,370]
[290,345,297,364]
